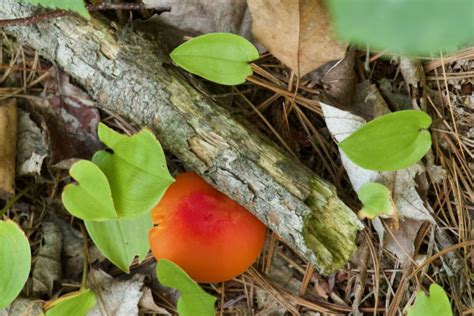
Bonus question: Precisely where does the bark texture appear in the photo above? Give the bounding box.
[0,98,17,199]
[0,1,363,274]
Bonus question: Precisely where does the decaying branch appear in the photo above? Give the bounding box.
[0,98,17,199]
[0,1,363,274]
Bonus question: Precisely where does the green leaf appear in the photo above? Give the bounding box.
[156,259,216,316]
[45,288,96,316]
[170,32,259,85]
[85,212,152,273]
[22,0,90,19]
[326,0,474,56]
[0,220,31,308]
[339,110,432,171]
[407,283,452,316]
[357,182,394,219]
[92,123,174,219]
[62,160,117,221]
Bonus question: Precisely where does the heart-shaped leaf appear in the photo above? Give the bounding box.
[407,283,452,316]
[0,220,31,308]
[339,110,432,171]
[45,288,96,316]
[92,123,174,219]
[62,160,117,221]
[85,211,152,272]
[170,33,259,85]
[156,259,216,316]
[326,0,473,56]
[22,0,90,19]
[357,182,395,219]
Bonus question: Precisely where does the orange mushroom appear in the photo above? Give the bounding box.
[149,172,266,283]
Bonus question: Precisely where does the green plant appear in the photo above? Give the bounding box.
[326,0,474,56]
[339,110,432,171]
[0,219,31,308]
[407,283,452,316]
[170,33,259,85]
[156,259,216,316]
[44,288,97,316]
[21,0,89,19]
[357,182,395,219]
[62,123,174,272]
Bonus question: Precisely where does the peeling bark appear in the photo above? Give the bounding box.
[0,1,363,274]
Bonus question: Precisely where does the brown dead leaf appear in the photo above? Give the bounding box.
[29,68,101,164]
[248,0,346,77]
[139,0,254,49]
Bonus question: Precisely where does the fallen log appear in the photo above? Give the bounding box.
[0,1,363,274]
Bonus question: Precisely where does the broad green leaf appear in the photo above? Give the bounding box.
[156,259,216,316]
[357,182,394,219]
[339,110,432,171]
[0,220,31,308]
[326,0,474,56]
[170,33,259,85]
[85,212,152,272]
[62,160,117,221]
[45,288,96,316]
[22,0,90,19]
[407,283,452,316]
[97,123,127,147]
[92,123,174,218]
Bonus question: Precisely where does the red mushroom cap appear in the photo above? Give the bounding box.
[149,172,266,283]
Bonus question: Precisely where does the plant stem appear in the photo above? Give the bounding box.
[79,223,90,290]
[0,184,33,218]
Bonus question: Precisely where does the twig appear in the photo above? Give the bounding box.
[0,3,170,28]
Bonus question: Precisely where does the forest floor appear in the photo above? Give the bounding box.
[0,3,473,316]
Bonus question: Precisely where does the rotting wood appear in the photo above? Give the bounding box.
[0,1,363,274]
[0,98,17,199]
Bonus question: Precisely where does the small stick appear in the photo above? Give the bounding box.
[0,98,17,199]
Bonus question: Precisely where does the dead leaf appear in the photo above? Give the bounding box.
[320,49,356,106]
[383,218,422,265]
[16,110,49,177]
[0,99,17,199]
[140,0,253,49]
[248,0,346,77]
[138,287,170,315]
[0,298,44,316]
[87,269,145,316]
[49,216,104,280]
[32,222,63,296]
[29,68,101,164]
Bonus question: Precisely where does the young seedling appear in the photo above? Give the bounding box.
[407,283,452,316]
[0,219,31,308]
[62,123,174,272]
[326,0,473,55]
[339,110,432,171]
[170,33,259,85]
[44,288,96,316]
[156,259,216,316]
[357,182,395,219]
[149,172,266,283]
